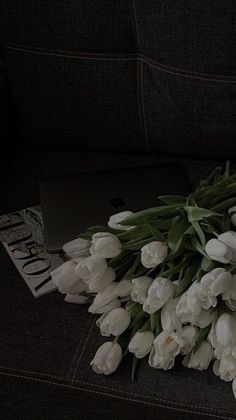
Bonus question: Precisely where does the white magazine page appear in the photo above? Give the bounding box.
[0,205,64,298]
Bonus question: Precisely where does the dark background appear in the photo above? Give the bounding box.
[0,1,236,419]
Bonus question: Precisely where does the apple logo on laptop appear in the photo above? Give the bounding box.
[110,194,125,208]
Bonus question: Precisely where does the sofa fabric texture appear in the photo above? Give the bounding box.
[1,1,236,419]
[1,1,236,158]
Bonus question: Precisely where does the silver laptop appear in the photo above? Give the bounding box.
[39,164,190,253]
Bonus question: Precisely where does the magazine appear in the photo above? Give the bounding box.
[0,206,64,298]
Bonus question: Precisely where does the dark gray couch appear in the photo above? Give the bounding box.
[1,1,236,419]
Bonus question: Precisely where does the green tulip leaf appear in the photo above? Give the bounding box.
[148,223,165,241]
[139,318,151,333]
[86,224,124,234]
[201,256,216,272]
[175,259,200,297]
[119,205,182,226]
[167,216,191,250]
[125,254,142,279]
[117,225,151,240]
[108,250,132,268]
[199,167,222,189]
[196,267,204,282]
[150,310,161,332]
[190,221,206,248]
[193,325,212,353]
[129,309,147,326]
[78,233,92,240]
[161,258,188,278]
[122,236,156,250]
[131,355,139,381]
[191,237,208,257]
[184,206,221,222]
[155,316,162,336]
[158,195,187,205]
[132,265,149,278]
[211,197,236,213]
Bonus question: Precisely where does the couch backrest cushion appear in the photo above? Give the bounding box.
[1,1,236,159]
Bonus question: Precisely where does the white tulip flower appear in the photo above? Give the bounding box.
[62,238,91,260]
[208,314,236,365]
[161,298,182,333]
[194,308,217,329]
[180,325,199,355]
[149,331,183,370]
[176,282,203,324]
[131,276,153,304]
[99,308,131,337]
[143,277,175,314]
[200,268,232,298]
[141,241,168,268]
[129,331,154,358]
[90,342,122,375]
[222,274,236,310]
[213,348,236,382]
[64,294,89,304]
[218,231,236,263]
[183,341,213,370]
[75,255,116,292]
[232,378,236,398]
[88,283,120,314]
[108,211,133,230]
[114,279,132,297]
[229,207,236,228]
[205,239,232,264]
[215,313,236,347]
[90,232,121,258]
[89,299,121,315]
[51,260,86,295]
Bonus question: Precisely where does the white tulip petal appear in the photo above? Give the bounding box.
[90,232,121,258]
[99,308,131,337]
[232,379,236,399]
[90,342,122,375]
[108,211,133,230]
[63,238,91,259]
[141,241,168,268]
[183,341,213,371]
[205,239,232,264]
[129,331,154,358]
[64,294,89,304]
[51,260,86,294]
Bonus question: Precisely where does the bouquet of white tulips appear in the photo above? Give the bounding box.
[51,162,236,399]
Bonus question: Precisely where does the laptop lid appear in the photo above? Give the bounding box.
[39,163,190,253]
